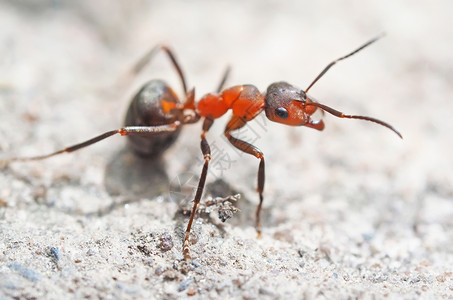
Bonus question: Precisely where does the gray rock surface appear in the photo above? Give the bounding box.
[1,1,452,299]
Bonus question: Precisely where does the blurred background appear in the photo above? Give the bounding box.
[0,0,452,298]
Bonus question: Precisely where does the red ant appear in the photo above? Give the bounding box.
[2,35,402,260]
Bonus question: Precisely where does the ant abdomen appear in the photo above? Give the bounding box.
[124,80,183,158]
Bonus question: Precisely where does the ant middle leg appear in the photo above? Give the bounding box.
[224,116,265,237]
[183,118,214,260]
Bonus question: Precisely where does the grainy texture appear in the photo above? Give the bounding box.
[1,1,452,299]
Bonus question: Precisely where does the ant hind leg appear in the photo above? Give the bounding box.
[2,123,181,165]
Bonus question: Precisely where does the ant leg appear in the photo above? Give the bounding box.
[2,123,181,164]
[123,44,188,95]
[183,118,214,260]
[305,34,384,93]
[216,66,231,93]
[224,116,265,237]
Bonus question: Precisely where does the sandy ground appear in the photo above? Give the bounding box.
[0,1,452,299]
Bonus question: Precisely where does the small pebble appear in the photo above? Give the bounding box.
[178,278,192,292]
[159,233,174,251]
[48,247,60,261]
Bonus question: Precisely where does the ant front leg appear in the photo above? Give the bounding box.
[224,116,265,237]
[183,118,214,260]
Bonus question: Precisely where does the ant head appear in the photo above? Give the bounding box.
[264,82,325,130]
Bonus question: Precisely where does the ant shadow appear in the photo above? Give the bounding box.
[103,149,259,240]
[2,147,170,217]
[20,146,269,234]
[103,150,266,238]
[101,148,170,216]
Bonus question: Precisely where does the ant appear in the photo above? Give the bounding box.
[2,35,402,260]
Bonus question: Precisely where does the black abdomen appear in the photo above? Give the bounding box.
[124,80,183,158]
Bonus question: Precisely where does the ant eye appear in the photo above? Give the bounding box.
[275,107,289,119]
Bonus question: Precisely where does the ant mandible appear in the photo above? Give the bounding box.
[2,35,402,260]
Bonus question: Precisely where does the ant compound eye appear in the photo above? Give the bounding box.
[275,107,289,119]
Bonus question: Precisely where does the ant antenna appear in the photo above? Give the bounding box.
[306,101,402,138]
[304,34,385,94]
